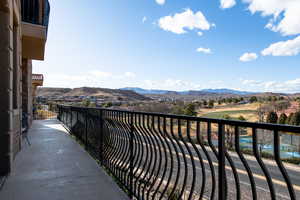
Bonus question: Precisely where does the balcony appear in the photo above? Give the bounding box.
[0,120,129,200]
[21,0,50,60]
[1,104,299,199]
[32,73,44,87]
[57,105,300,200]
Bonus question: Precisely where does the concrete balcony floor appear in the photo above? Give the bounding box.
[0,120,129,200]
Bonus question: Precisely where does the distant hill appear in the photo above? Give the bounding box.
[200,88,254,95]
[37,88,72,97]
[37,87,151,101]
[121,87,172,95]
[121,87,255,95]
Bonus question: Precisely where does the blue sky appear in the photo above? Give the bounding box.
[33,0,300,93]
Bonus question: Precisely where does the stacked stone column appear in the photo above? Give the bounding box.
[0,0,14,175]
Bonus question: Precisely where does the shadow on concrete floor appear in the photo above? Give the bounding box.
[0,119,129,200]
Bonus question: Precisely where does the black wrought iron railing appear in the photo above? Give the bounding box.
[21,0,50,27]
[57,105,300,200]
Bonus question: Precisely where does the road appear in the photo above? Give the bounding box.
[102,125,300,200]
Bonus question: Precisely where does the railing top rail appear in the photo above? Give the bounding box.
[32,74,44,80]
[58,105,300,133]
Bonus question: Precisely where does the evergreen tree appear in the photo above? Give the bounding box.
[278,113,287,124]
[184,103,197,116]
[286,113,295,125]
[82,99,91,107]
[171,105,184,115]
[266,111,278,124]
[208,100,214,108]
[291,112,300,126]
[233,98,239,104]
[250,96,258,103]
[238,115,246,121]
[103,102,113,108]
[223,114,231,120]
[218,100,222,105]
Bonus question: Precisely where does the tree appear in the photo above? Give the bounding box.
[223,114,231,120]
[273,101,291,112]
[257,129,273,154]
[222,114,234,149]
[226,98,233,104]
[238,115,246,121]
[250,96,258,103]
[278,113,287,124]
[218,100,222,105]
[171,105,185,115]
[233,98,239,104]
[103,102,113,108]
[291,112,300,126]
[184,103,197,116]
[266,111,278,124]
[257,104,273,122]
[272,96,278,102]
[203,100,208,106]
[82,99,91,107]
[267,96,272,102]
[287,113,295,125]
[208,100,215,108]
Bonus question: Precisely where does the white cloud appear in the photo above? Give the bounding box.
[241,78,300,93]
[243,0,300,36]
[142,16,147,23]
[239,52,258,62]
[155,0,165,5]
[242,79,262,85]
[43,70,137,88]
[88,70,112,78]
[261,35,300,56]
[144,79,202,91]
[220,0,236,9]
[196,47,212,54]
[124,72,136,78]
[158,9,212,34]
[197,32,203,36]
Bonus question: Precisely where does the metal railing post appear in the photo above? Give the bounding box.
[99,109,104,165]
[55,105,300,200]
[218,123,226,200]
[70,107,72,134]
[129,113,134,198]
[85,109,88,150]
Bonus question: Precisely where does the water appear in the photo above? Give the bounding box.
[239,136,300,159]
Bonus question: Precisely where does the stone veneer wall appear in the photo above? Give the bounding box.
[22,59,33,126]
[0,0,22,175]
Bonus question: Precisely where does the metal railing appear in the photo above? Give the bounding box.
[21,0,50,27]
[57,105,300,200]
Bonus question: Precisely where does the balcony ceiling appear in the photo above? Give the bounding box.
[22,22,47,60]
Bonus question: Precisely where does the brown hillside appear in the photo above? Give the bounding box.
[37,87,151,101]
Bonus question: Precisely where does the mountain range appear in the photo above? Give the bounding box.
[120,87,255,95]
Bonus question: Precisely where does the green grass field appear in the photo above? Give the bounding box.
[201,110,256,119]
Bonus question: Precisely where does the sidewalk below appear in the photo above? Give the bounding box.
[0,120,129,200]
